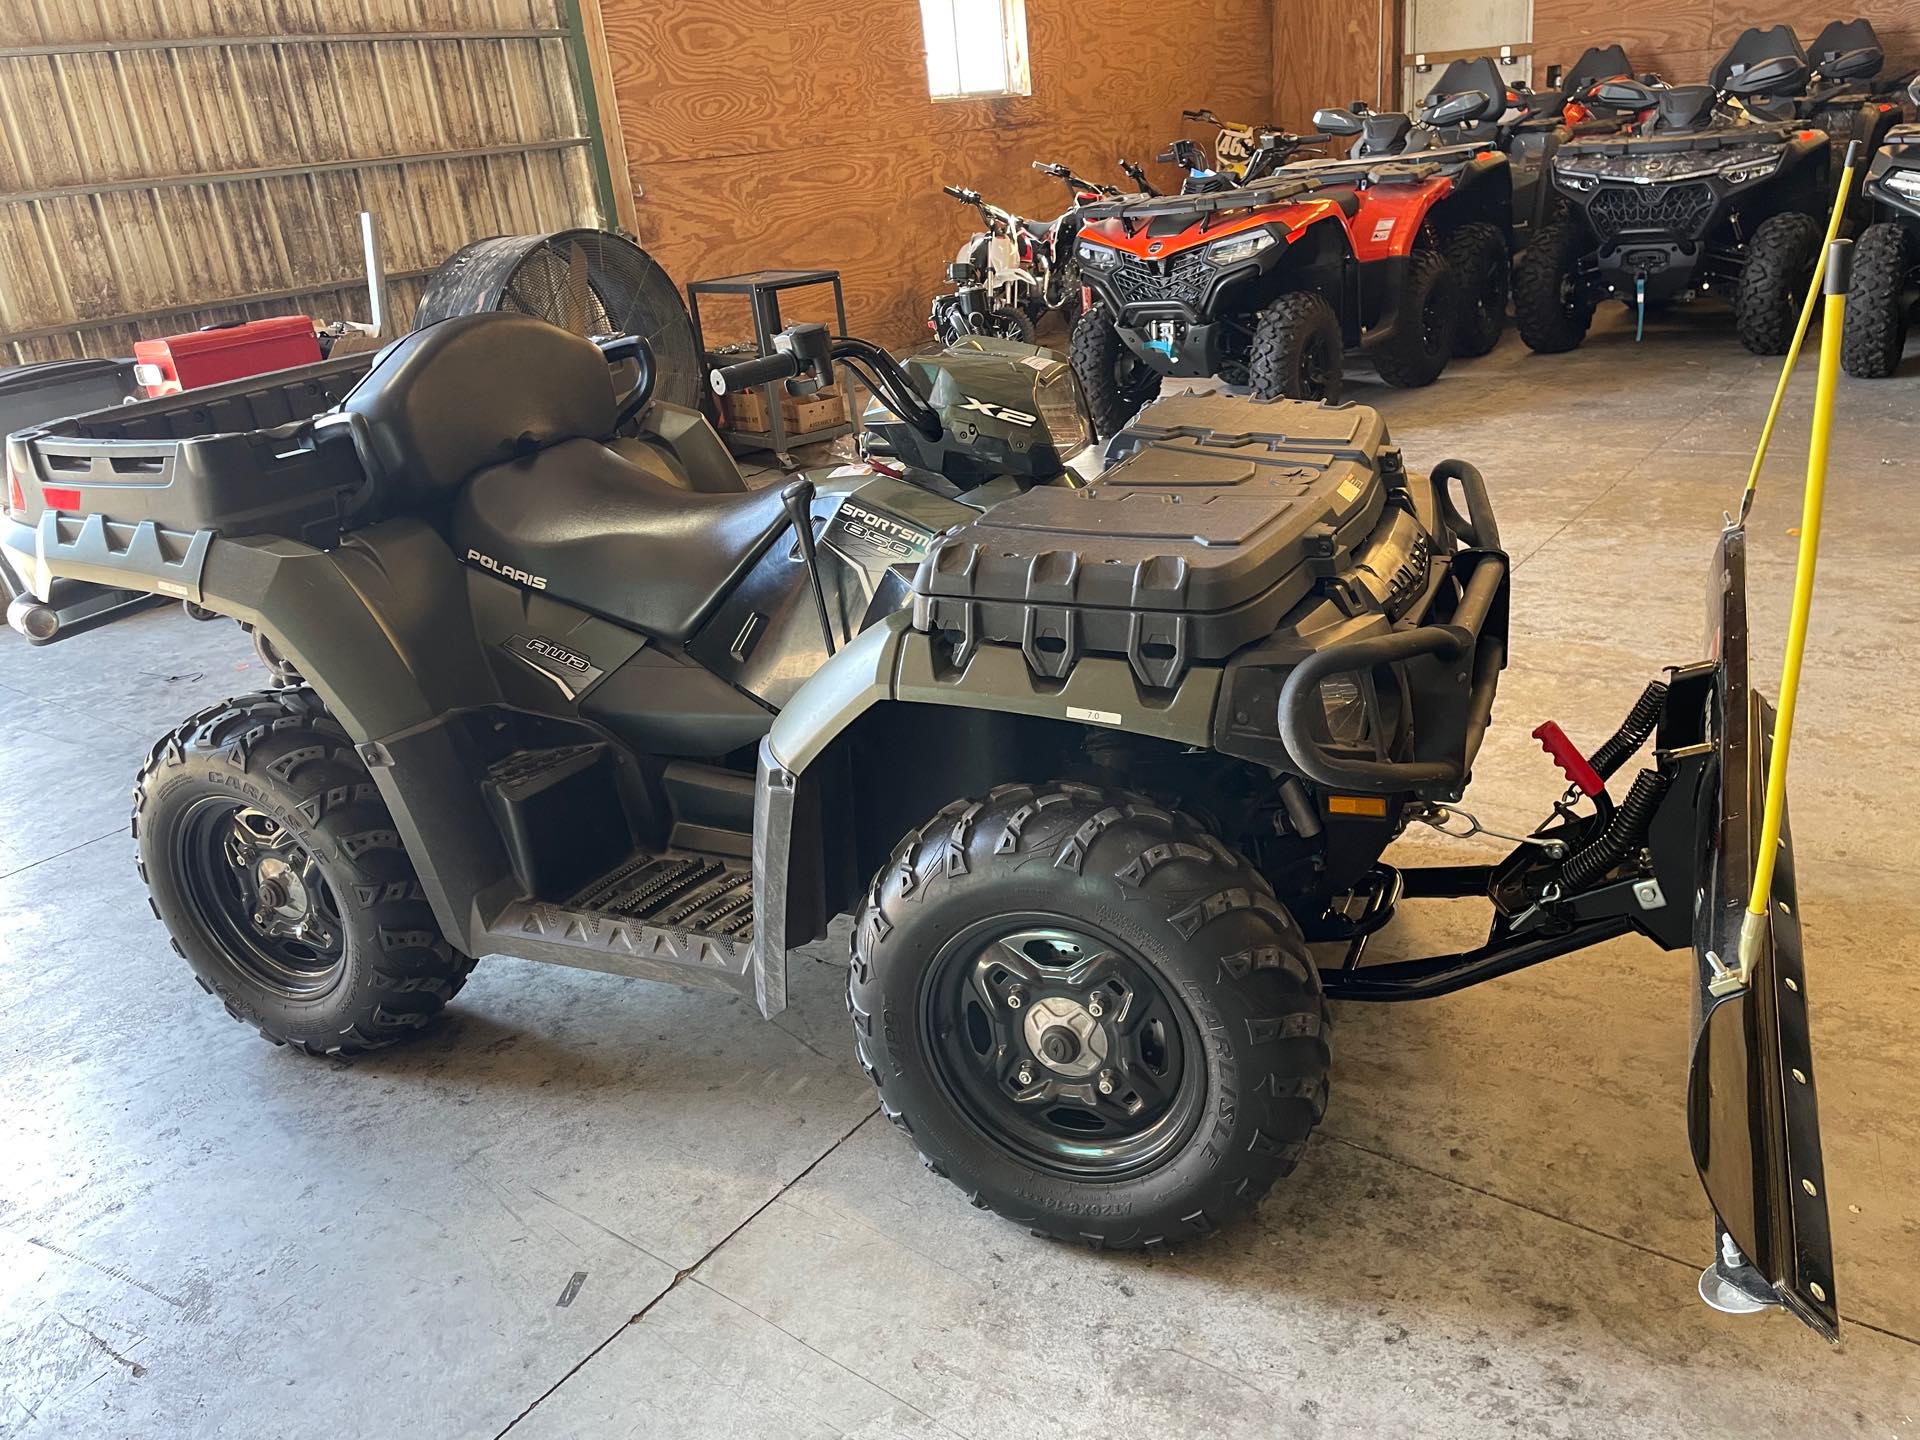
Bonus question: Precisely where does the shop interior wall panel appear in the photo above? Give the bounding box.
[601,0,1276,349]
[0,0,600,363]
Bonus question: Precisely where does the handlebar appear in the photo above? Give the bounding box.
[709,351,799,395]
[1033,159,1117,198]
[596,333,658,429]
[709,325,943,442]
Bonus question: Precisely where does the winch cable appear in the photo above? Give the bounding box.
[1738,236,1851,980]
[1736,139,1860,526]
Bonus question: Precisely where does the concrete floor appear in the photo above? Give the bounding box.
[2,308,1917,1438]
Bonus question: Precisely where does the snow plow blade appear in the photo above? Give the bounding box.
[1687,526,1838,1342]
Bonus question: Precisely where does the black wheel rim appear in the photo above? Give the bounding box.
[1113,348,1156,404]
[1557,266,1581,320]
[1301,330,1335,399]
[1420,283,1448,351]
[176,798,346,1000]
[922,918,1206,1179]
[1477,258,1506,329]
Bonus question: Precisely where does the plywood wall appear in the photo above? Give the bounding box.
[0,1,600,364]
[601,0,1274,349]
[1532,0,1920,92]
[1271,0,1399,131]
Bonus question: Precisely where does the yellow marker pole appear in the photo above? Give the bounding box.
[1738,237,1851,977]
[1737,140,1861,527]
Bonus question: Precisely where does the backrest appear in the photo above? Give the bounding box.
[1809,19,1883,81]
[1425,57,1506,123]
[1711,25,1810,97]
[1563,44,1633,96]
[340,312,616,508]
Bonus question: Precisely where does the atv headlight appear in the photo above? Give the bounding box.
[1723,154,1781,185]
[1883,168,1920,202]
[1558,170,1598,193]
[1077,241,1120,267]
[1319,676,1371,748]
[1206,228,1278,266]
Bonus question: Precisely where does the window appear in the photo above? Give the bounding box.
[919,0,1031,100]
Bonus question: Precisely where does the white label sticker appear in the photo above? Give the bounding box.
[1066,706,1122,726]
[1370,218,1394,243]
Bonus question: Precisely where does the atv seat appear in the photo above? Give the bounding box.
[453,437,791,644]
[1352,112,1415,157]
[1647,85,1718,134]
[340,312,619,513]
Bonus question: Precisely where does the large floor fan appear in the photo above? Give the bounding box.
[415,229,704,411]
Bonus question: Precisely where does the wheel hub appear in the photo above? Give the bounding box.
[182,799,346,998]
[925,921,1203,1179]
[1023,995,1109,1078]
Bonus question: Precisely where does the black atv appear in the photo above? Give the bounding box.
[1842,75,1920,376]
[1515,27,1832,355]
[1772,18,1907,199]
[2,309,1839,1340]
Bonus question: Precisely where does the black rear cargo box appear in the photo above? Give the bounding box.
[911,393,1396,687]
[7,355,372,549]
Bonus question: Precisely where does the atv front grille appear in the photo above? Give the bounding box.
[1588,181,1717,242]
[571,852,755,938]
[1106,249,1216,312]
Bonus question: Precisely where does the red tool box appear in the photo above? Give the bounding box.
[132,316,322,397]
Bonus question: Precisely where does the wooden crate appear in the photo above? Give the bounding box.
[722,383,847,436]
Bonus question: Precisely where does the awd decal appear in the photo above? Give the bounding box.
[503,633,603,699]
[467,549,548,590]
[959,397,1038,427]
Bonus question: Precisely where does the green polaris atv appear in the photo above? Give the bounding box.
[2,309,1837,1339]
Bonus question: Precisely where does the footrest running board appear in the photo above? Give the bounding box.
[477,850,767,1008]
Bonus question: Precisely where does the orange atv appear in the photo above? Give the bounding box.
[1070,89,1512,435]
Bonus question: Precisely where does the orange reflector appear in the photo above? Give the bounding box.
[1326,794,1389,818]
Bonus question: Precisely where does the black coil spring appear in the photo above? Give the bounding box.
[1589,680,1669,781]
[1559,768,1672,892]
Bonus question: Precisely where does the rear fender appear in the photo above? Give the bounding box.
[22,511,511,949]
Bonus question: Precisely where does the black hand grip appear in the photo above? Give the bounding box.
[942,185,977,203]
[710,351,799,396]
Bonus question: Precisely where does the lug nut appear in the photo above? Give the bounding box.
[1005,986,1025,1010]
[1016,1063,1035,1086]
[1096,1069,1116,1096]
[1087,996,1105,1018]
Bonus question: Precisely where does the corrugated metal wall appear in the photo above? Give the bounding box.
[0,1,604,364]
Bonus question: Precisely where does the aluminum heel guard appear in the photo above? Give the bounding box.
[1688,527,1837,1342]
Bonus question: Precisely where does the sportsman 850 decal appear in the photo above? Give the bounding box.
[827,501,936,565]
